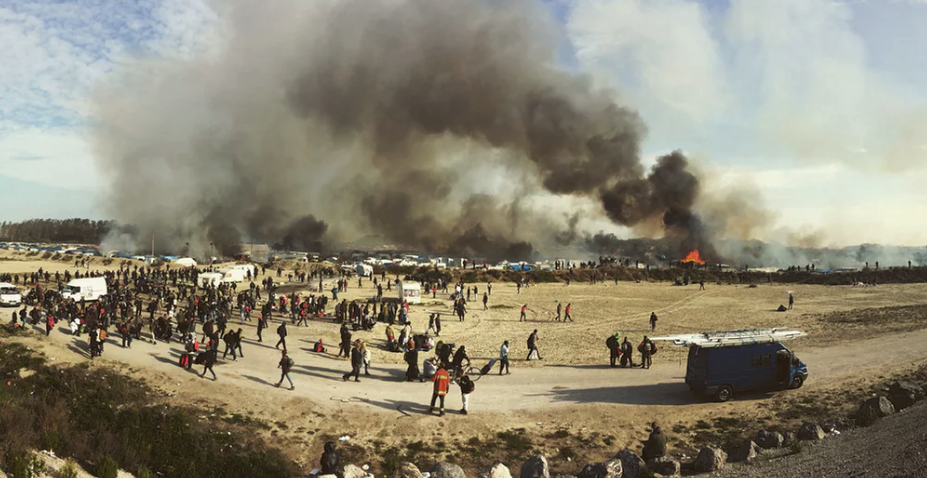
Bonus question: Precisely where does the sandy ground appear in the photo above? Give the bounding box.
[5,251,927,469]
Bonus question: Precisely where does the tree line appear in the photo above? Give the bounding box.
[0,218,113,244]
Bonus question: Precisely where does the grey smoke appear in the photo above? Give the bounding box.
[92,0,711,262]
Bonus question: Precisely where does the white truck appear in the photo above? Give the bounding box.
[0,282,22,307]
[197,273,223,288]
[60,277,108,302]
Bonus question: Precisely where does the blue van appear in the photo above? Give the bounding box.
[685,341,808,402]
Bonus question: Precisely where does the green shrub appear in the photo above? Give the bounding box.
[60,458,80,478]
[136,465,152,478]
[7,452,46,478]
[95,455,119,478]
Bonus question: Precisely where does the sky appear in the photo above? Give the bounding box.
[1,0,926,245]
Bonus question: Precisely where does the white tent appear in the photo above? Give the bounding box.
[175,257,197,268]
[356,263,373,277]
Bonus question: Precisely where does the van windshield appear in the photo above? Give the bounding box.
[0,287,17,295]
[62,286,81,294]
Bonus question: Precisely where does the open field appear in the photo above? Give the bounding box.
[4,251,927,474]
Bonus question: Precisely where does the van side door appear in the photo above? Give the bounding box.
[747,351,775,391]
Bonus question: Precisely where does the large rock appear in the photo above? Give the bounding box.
[693,447,727,473]
[782,432,797,447]
[797,422,825,441]
[430,462,466,478]
[889,381,924,410]
[646,456,680,476]
[479,463,513,478]
[859,396,896,419]
[577,460,622,478]
[394,462,424,478]
[612,450,644,478]
[344,465,367,478]
[729,441,760,463]
[755,430,784,449]
[520,455,550,478]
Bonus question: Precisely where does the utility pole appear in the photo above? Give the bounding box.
[151,233,155,257]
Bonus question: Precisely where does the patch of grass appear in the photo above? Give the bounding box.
[497,430,533,452]
[60,459,80,478]
[694,420,712,430]
[0,342,298,478]
[490,304,514,309]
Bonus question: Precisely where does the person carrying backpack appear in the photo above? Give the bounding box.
[276,349,295,390]
[275,322,288,350]
[458,369,475,415]
[606,332,621,367]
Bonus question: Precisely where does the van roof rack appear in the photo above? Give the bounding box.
[650,328,806,348]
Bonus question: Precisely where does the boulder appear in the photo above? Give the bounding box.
[693,447,727,473]
[797,422,825,441]
[859,396,895,419]
[613,450,644,478]
[782,432,797,447]
[646,456,680,476]
[430,462,465,478]
[318,475,338,478]
[729,441,760,463]
[577,460,622,478]
[394,463,424,478]
[344,465,367,478]
[889,381,925,410]
[520,455,550,478]
[479,463,513,478]
[755,430,784,449]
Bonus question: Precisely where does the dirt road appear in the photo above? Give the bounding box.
[18,321,927,415]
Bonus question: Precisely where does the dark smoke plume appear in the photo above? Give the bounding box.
[92,0,711,260]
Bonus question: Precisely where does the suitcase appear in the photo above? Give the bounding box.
[480,359,497,376]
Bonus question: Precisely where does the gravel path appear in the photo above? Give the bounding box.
[716,401,927,478]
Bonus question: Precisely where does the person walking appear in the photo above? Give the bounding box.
[200,347,217,380]
[275,349,295,390]
[459,369,474,415]
[257,313,267,342]
[649,312,658,331]
[275,321,288,349]
[527,329,541,360]
[498,340,510,375]
[788,293,794,310]
[519,304,528,322]
[482,292,488,310]
[564,303,573,322]
[343,340,362,382]
[362,342,371,376]
[555,303,561,322]
[430,363,450,416]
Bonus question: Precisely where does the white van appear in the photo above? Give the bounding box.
[0,282,22,307]
[398,281,422,305]
[226,263,257,277]
[198,272,223,288]
[60,277,108,302]
[220,269,247,283]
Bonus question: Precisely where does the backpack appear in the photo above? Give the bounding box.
[99,330,107,341]
[286,357,295,368]
[606,335,618,350]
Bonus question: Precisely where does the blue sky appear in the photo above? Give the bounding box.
[1,0,926,245]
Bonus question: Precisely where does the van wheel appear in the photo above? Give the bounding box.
[791,375,804,389]
[716,385,733,402]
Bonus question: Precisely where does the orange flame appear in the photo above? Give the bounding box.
[683,249,705,265]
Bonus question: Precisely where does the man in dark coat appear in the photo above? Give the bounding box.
[342,340,362,382]
[275,322,288,349]
[606,333,620,367]
[642,422,667,461]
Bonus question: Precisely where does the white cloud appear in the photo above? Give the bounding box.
[567,0,728,129]
[0,0,219,191]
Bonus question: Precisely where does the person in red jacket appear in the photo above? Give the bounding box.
[430,363,450,417]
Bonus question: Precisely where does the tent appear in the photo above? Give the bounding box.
[175,257,197,267]
[356,263,373,277]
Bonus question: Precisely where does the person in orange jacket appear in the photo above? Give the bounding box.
[430,363,451,417]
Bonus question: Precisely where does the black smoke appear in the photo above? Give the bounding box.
[93,0,712,260]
